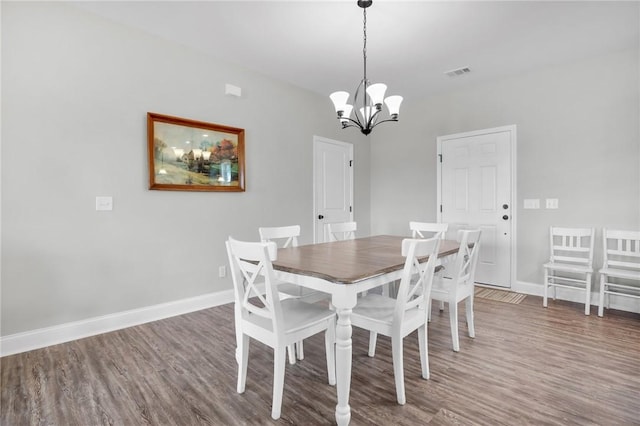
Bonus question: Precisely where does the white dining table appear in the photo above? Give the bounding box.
[272,235,459,425]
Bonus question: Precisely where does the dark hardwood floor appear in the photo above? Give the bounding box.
[2,295,639,425]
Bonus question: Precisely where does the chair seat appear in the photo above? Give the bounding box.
[352,294,427,333]
[430,276,473,302]
[352,293,396,324]
[599,267,640,280]
[246,299,335,335]
[543,261,592,274]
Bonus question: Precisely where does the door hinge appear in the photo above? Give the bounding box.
[350,206,352,212]
[438,154,443,163]
[349,160,353,167]
[440,204,443,213]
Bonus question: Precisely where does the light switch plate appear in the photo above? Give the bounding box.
[523,199,540,209]
[96,196,113,211]
[546,198,559,209]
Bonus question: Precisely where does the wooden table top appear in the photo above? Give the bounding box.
[273,235,459,285]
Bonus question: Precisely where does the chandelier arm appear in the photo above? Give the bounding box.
[338,117,364,127]
[365,107,382,129]
[368,117,399,130]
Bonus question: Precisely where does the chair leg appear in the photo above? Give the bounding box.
[465,294,475,339]
[237,334,249,393]
[287,345,296,364]
[368,331,378,357]
[449,301,460,352]
[325,323,336,386]
[584,273,592,316]
[297,340,304,360]
[391,336,406,405]
[417,325,429,380]
[543,268,549,308]
[598,275,605,317]
[271,346,287,420]
[427,298,432,322]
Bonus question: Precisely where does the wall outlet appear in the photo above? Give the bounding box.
[218,265,226,278]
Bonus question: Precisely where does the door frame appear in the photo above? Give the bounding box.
[436,125,517,288]
[312,135,354,243]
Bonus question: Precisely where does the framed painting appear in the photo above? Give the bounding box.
[147,112,245,192]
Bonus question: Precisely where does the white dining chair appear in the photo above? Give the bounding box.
[350,237,441,405]
[543,226,595,315]
[429,229,482,352]
[259,225,327,363]
[327,221,357,242]
[226,237,336,420]
[598,229,640,317]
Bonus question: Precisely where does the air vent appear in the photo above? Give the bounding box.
[444,66,471,78]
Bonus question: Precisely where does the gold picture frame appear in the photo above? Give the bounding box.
[147,112,245,192]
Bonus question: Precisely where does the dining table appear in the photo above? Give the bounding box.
[272,234,460,426]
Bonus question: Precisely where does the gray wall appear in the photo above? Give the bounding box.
[2,2,639,338]
[370,48,640,286]
[1,2,369,336]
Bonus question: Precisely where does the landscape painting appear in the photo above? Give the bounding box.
[147,112,245,192]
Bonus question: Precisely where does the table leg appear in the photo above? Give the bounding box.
[334,306,352,426]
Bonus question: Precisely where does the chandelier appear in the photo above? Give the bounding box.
[329,0,403,136]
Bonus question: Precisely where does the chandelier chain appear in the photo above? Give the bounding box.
[362,8,367,82]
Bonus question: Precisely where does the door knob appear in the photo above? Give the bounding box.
[502,215,509,220]
[318,215,324,220]
[503,204,509,209]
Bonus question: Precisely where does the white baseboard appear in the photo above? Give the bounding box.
[0,290,234,357]
[513,281,640,314]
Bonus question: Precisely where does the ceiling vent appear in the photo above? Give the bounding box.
[444,66,471,78]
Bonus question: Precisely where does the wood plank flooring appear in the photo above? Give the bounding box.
[2,295,639,425]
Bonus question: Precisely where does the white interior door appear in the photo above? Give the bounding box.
[437,126,516,288]
[313,136,353,243]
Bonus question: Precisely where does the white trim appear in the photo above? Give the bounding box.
[0,290,234,357]
[514,280,640,314]
[437,125,517,289]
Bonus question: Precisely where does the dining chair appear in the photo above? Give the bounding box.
[543,226,595,315]
[226,237,336,420]
[259,225,326,363]
[429,229,482,352]
[327,221,357,242]
[350,237,441,405]
[598,229,640,317]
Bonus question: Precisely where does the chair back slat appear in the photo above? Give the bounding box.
[452,229,482,283]
[603,229,640,271]
[393,238,441,325]
[409,221,448,239]
[549,227,595,267]
[226,238,284,333]
[328,221,357,242]
[259,225,300,248]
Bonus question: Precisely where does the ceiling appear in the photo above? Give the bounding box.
[71,1,639,102]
